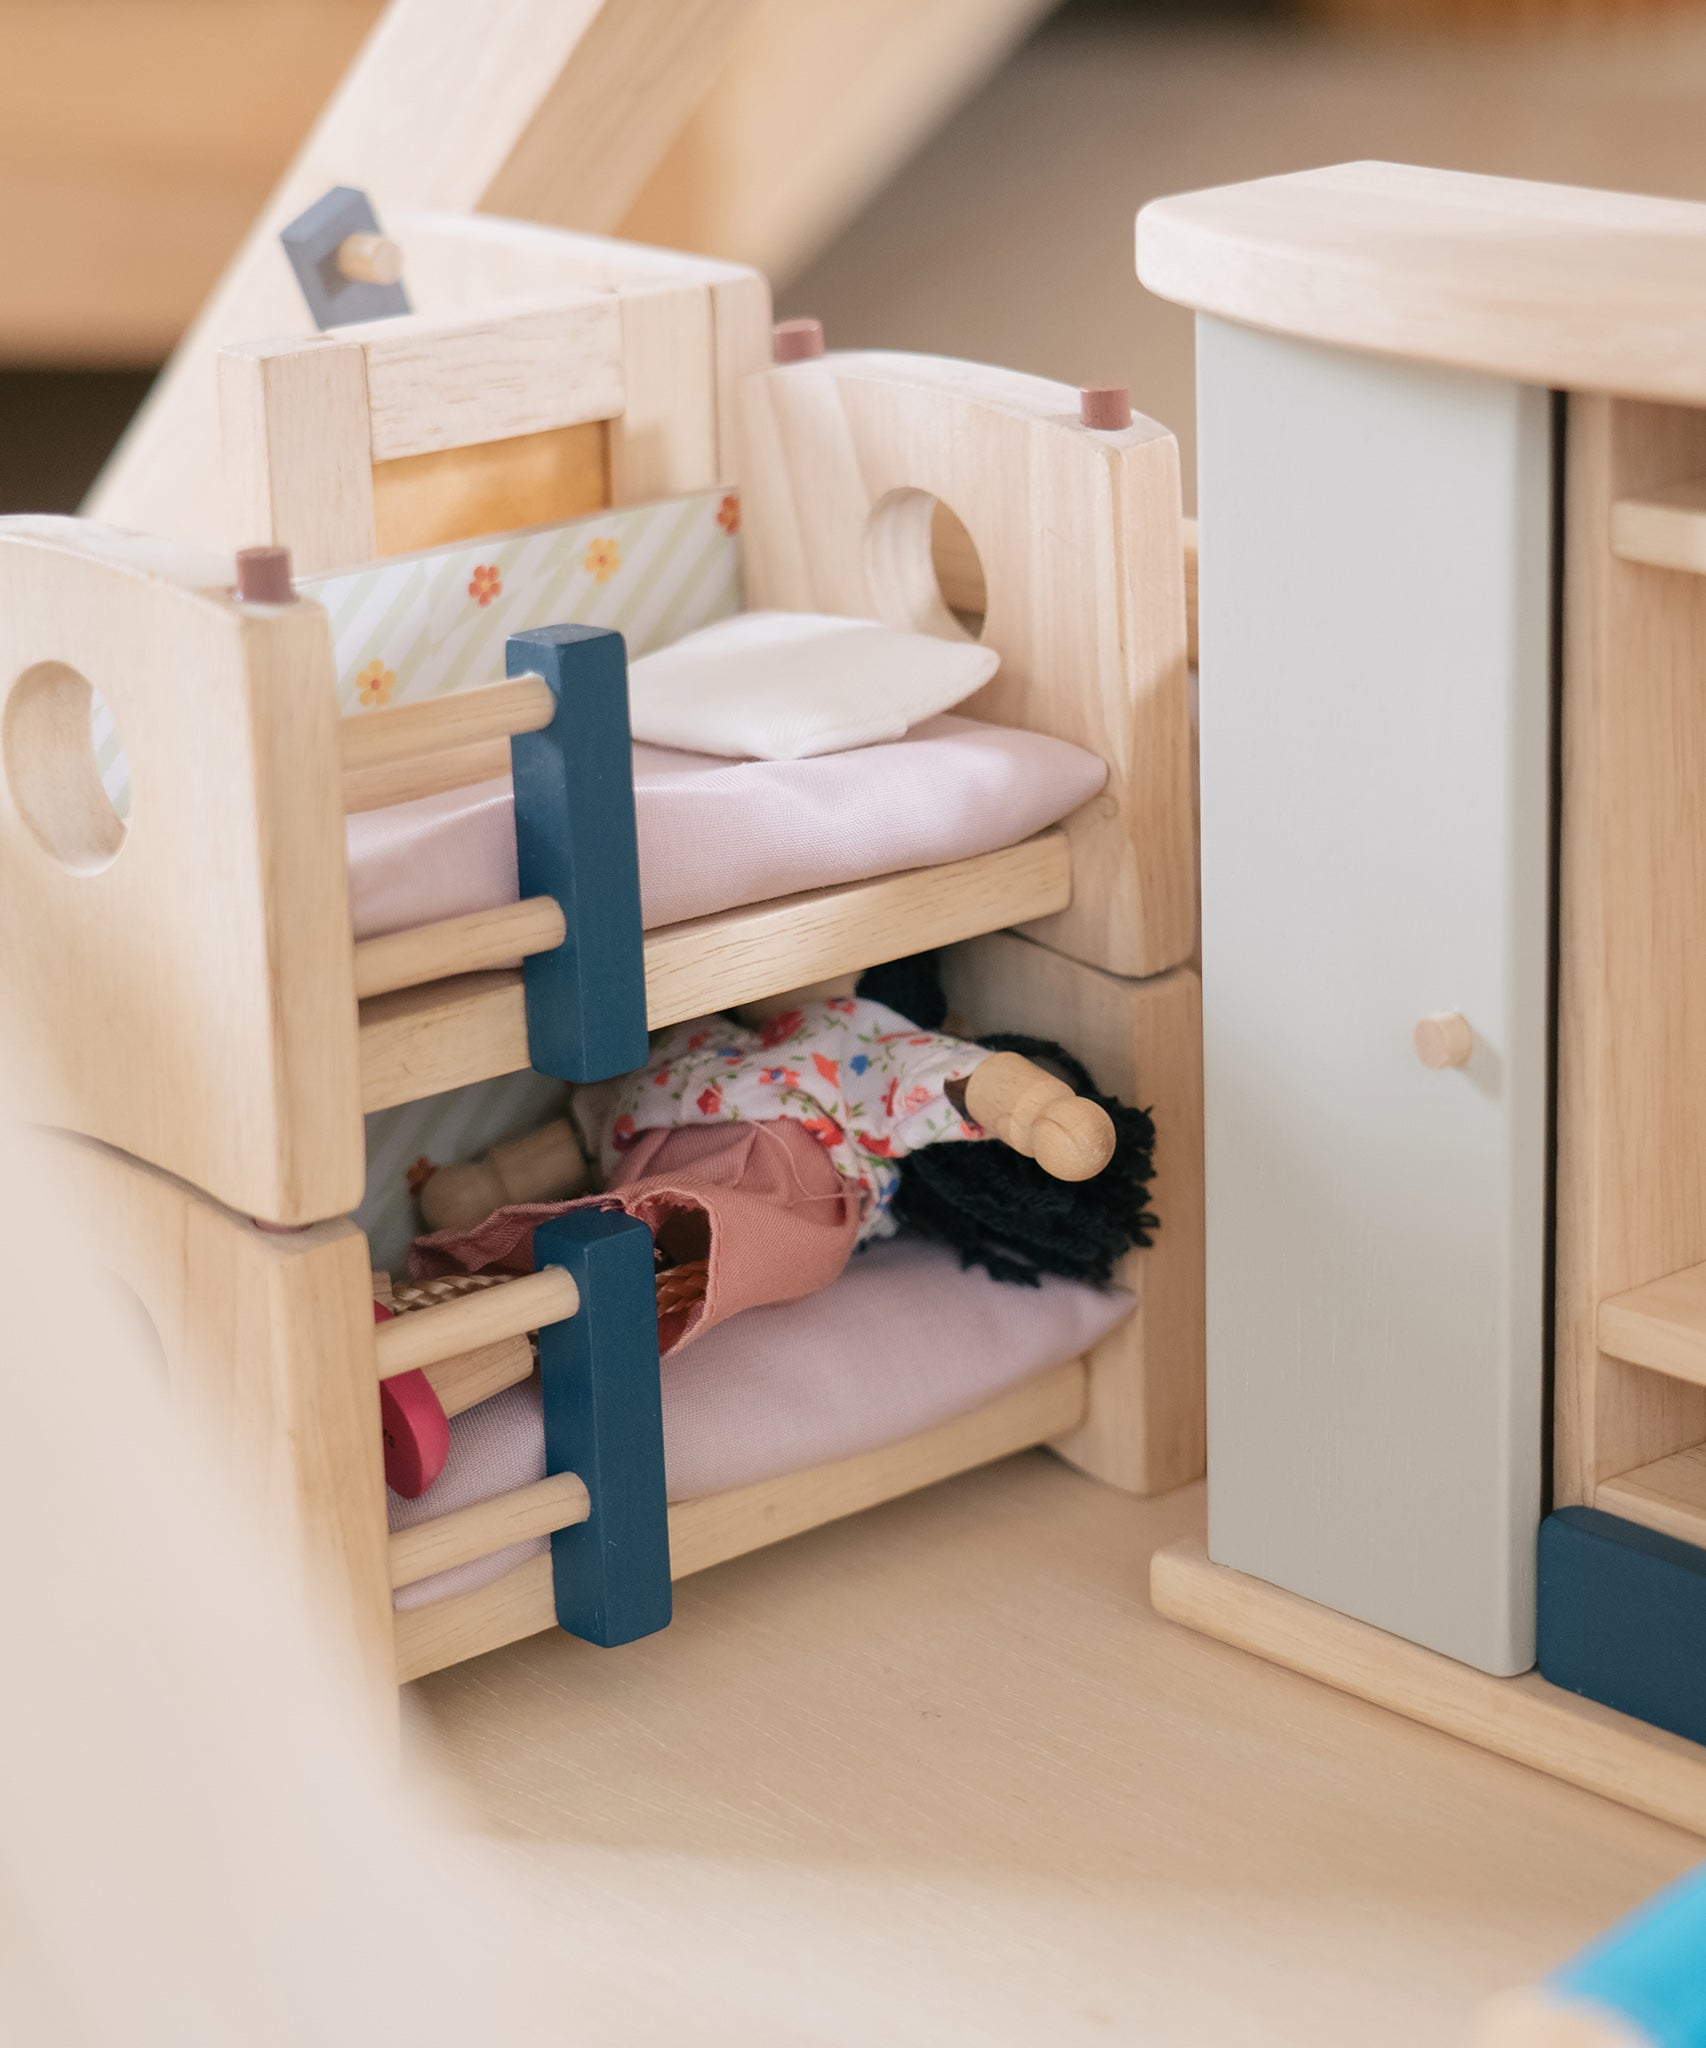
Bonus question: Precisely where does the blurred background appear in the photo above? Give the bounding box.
[6,0,1706,515]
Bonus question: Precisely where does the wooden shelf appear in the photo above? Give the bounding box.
[1597,1445,1706,1551]
[394,1357,1088,1682]
[1611,478,1706,575]
[1597,1261,1706,1388]
[359,829,1072,1113]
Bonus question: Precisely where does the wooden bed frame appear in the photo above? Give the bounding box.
[0,212,1202,1701]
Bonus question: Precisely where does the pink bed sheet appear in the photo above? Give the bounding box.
[389,1235,1134,1612]
[347,714,1107,940]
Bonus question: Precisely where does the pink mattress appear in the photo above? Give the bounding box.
[389,1236,1134,1612]
[347,714,1107,940]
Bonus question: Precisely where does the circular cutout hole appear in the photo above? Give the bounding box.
[3,661,128,873]
[864,489,987,643]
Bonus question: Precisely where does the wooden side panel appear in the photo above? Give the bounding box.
[344,293,625,462]
[0,520,364,1224]
[390,208,771,489]
[37,1132,392,1697]
[217,338,377,575]
[942,934,1205,1496]
[1555,395,1706,1501]
[1196,318,1553,1675]
[737,351,1195,980]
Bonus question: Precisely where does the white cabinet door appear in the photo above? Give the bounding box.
[1197,316,1552,1676]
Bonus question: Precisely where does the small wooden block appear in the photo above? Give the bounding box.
[507,625,649,1083]
[280,184,410,331]
[533,1209,671,1649]
[1538,1506,1706,1749]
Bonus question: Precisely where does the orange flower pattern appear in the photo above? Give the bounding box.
[716,493,740,535]
[356,658,396,707]
[467,563,502,607]
[583,537,622,583]
[595,996,984,1240]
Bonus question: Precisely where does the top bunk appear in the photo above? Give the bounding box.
[0,211,1193,1229]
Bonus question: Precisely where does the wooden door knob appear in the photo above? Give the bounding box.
[1414,1011,1473,1070]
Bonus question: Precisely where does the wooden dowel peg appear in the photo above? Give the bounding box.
[336,231,403,287]
[774,317,825,363]
[373,1264,579,1378]
[352,896,567,1001]
[1414,1011,1474,1070]
[339,672,554,778]
[962,1050,1117,1183]
[234,545,295,604]
[1079,383,1132,431]
[390,1470,590,1590]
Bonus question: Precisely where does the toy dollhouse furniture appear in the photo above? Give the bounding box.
[1139,159,1706,1835]
[1,209,1203,1703]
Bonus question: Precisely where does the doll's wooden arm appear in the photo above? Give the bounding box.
[417,1118,588,1233]
[959,1052,1116,1183]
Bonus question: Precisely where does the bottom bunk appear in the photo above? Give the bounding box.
[397,1355,1093,1684]
[46,934,1204,1703]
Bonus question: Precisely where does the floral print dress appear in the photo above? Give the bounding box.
[599,996,987,1243]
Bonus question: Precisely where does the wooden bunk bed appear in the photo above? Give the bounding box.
[0,212,1202,1706]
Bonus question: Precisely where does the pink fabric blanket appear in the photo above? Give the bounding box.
[389,1235,1135,1611]
[346,714,1107,940]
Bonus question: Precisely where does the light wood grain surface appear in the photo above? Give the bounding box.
[1138,161,1706,405]
[1596,1445,1706,1552]
[356,833,1072,1113]
[34,1130,394,1700]
[1555,396,1706,1503]
[405,1458,1698,2045]
[1153,1538,1706,1841]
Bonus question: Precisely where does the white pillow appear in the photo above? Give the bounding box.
[626,609,999,761]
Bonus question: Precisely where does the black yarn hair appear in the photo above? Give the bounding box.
[893,1031,1157,1287]
[855,949,949,1031]
[856,955,1157,1289]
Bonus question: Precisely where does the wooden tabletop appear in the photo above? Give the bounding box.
[1136,160,1706,404]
